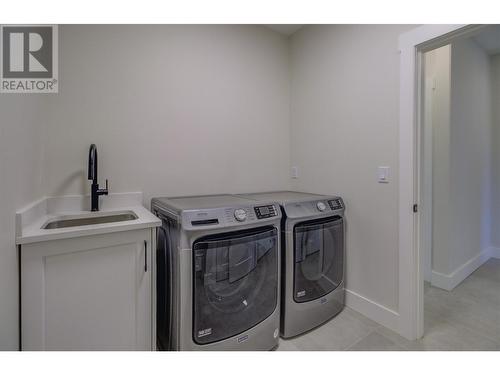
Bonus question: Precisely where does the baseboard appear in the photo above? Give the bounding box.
[488,247,500,259]
[346,248,497,337]
[345,289,400,333]
[431,248,492,291]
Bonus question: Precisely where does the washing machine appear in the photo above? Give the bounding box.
[151,194,282,350]
[240,191,345,338]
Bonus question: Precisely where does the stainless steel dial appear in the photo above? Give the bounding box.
[316,202,326,211]
[234,208,247,222]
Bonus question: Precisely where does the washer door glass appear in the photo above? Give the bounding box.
[192,226,278,345]
[293,216,344,303]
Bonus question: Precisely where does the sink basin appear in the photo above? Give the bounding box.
[42,211,138,229]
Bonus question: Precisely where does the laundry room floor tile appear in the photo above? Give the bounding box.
[466,258,500,283]
[372,325,414,349]
[274,259,500,351]
[406,319,498,351]
[424,285,500,342]
[275,339,300,351]
[347,331,405,351]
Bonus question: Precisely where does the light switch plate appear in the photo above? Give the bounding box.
[378,166,390,183]
[291,166,299,179]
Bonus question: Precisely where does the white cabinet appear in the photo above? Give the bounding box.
[21,228,155,350]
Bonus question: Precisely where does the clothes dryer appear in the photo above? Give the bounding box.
[240,191,345,338]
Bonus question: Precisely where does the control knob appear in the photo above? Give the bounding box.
[234,208,247,222]
[316,202,326,211]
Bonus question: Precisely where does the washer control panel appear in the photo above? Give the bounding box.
[254,204,277,219]
[328,198,344,211]
[181,202,280,230]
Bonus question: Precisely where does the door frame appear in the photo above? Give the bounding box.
[397,24,487,340]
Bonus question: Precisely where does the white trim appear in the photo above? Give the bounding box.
[397,24,487,341]
[431,248,492,291]
[345,289,400,333]
[422,74,434,283]
[488,247,500,259]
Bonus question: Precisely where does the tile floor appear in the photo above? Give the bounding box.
[277,258,500,351]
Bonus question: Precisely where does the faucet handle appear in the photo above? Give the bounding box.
[98,179,109,195]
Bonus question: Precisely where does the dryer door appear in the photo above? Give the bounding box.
[293,216,344,303]
[192,226,278,345]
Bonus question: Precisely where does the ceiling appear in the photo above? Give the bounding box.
[264,24,500,51]
[265,24,304,36]
[473,25,500,55]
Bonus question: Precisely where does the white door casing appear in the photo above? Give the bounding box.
[398,24,487,340]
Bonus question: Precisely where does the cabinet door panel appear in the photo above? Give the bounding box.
[22,229,151,351]
[44,243,137,350]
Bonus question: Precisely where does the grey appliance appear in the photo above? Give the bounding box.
[151,194,281,350]
[240,191,345,338]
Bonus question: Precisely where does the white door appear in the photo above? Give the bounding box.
[21,229,152,350]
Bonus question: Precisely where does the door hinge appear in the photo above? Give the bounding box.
[413,204,418,213]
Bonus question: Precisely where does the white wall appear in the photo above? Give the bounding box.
[448,39,492,272]
[0,96,45,349]
[491,55,500,250]
[424,46,452,277]
[428,39,493,280]
[289,25,415,312]
[43,25,291,203]
[1,25,290,350]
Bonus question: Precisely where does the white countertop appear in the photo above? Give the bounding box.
[16,192,161,245]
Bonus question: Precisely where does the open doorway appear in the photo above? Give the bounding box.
[418,26,500,349]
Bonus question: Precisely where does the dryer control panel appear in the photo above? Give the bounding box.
[328,198,344,211]
[254,205,277,219]
[280,196,345,219]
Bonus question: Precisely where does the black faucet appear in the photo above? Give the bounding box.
[88,144,109,211]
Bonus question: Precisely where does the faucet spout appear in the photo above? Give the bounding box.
[88,144,97,183]
[87,144,109,211]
